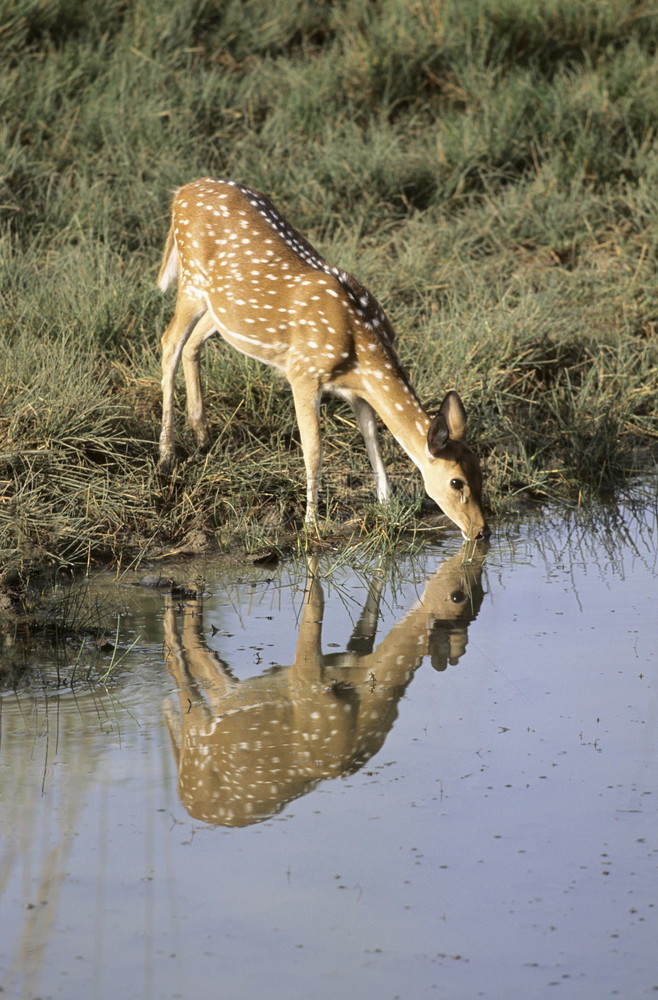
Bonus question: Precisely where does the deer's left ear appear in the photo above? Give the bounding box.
[427,391,469,457]
[438,390,468,442]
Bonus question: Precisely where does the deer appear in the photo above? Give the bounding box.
[157,177,489,540]
[163,545,487,826]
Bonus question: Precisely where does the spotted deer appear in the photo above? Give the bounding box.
[157,178,489,539]
[163,546,487,826]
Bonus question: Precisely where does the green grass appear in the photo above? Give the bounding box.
[1,0,658,587]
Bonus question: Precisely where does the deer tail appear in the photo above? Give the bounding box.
[157,223,178,292]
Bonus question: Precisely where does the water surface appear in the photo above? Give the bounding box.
[1,496,656,999]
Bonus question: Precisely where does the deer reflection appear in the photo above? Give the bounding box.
[163,545,487,827]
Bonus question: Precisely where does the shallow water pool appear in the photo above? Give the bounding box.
[1,496,657,999]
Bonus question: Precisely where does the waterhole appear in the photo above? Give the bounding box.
[1,492,656,999]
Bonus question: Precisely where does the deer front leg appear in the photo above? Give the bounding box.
[351,396,389,503]
[346,564,386,656]
[159,298,206,473]
[181,311,217,453]
[291,555,325,683]
[289,378,323,524]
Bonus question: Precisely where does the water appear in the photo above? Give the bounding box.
[1,495,657,1000]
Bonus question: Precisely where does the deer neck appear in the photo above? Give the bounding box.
[346,346,432,473]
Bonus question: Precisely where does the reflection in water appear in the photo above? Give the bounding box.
[164,544,487,827]
[1,492,656,1000]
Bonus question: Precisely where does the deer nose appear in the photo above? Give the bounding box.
[476,523,491,540]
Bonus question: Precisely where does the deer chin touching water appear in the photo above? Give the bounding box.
[163,545,487,827]
[157,177,489,540]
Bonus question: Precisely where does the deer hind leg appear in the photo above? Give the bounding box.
[159,293,207,473]
[162,600,238,768]
[181,310,217,453]
[350,396,389,502]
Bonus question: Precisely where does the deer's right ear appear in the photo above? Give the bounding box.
[426,413,450,457]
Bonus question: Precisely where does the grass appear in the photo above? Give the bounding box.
[1,0,658,596]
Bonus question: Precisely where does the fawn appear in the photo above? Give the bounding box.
[157,178,488,539]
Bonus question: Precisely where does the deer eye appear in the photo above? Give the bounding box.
[450,478,464,491]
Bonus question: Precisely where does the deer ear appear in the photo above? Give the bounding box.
[438,390,468,443]
[427,413,450,457]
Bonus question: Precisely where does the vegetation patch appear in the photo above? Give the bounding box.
[1,0,657,607]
